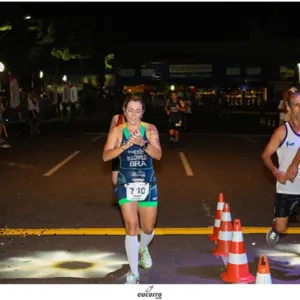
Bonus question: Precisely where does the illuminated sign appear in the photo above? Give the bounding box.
[121,69,135,77]
[141,69,155,77]
[246,67,261,75]
[169,64,212,73]
[226,67,241,75]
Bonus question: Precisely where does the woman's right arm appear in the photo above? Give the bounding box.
[102,127,131,162]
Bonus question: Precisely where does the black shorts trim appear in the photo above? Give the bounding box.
[112,157,120,171]
[168,122,181,130]
[29,110,39,119]
[274,193,300,218]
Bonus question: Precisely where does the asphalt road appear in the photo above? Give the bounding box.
[0,112,299,284]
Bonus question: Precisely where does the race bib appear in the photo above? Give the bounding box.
[126,182,150,201]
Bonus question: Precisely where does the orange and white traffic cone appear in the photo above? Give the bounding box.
[209,192,225,242]
[256,255,272,284]
[221,219,255,283]
[212,203,232,256]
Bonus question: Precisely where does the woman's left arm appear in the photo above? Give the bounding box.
[144,124,162,160]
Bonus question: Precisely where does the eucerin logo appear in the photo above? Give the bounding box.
[286,141,295,147]
[137,285,162,299]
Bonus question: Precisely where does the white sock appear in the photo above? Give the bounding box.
[139,230,154,250]
[125,235,139,276]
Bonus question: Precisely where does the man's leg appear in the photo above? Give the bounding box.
[169,128,175,142]
[29,113,35,134]
[183,114,188,131]
[174,129,179,143]
[18,111,22,122]
[266,194,299,246]
[0,124,3,142]
[35,114,41,134]
[2,124,8,139]
[111,157,120,200]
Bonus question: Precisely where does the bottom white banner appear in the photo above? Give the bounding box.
[0,284,296,300]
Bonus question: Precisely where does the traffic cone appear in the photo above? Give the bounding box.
[255,255,272,284]
[212,203,232,256]
[221,219,255,283]
[209,193,225,242]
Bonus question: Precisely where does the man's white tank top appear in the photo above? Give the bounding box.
[276,122,300,194]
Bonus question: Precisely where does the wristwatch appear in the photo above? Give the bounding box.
[141,140,149,150]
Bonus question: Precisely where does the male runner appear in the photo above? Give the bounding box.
[165,91,185,147]
[262,93,300,246]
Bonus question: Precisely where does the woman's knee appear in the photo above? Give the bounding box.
[143,226,154,234]
[141,218,156,234]
[125,220,139,236]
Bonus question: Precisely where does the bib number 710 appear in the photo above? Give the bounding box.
[126,182,150,201]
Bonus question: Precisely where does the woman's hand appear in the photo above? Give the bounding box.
[129,130,144,147]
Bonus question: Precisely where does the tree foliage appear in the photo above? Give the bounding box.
[0,23,12,31]
[0,12,120,79]
[51,48,91,61]
[27,18,94,63]
[105,53,114,70]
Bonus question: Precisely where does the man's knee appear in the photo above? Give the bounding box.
[274,219,288,234]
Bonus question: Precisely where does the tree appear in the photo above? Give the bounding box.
[27,19,90,60]
[51,48,91,61]
[0,23,12,32]
[105,53,115,70]
[0,11,122,89]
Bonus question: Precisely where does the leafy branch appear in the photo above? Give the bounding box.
[51,48,91,61]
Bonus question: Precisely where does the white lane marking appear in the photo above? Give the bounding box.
[238,135,257,144]
[92,134,104,142]
[0,162,36,169]
[178,152,194,176]
[43,151,80,177]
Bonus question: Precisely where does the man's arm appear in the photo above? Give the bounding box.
[261,126,287,184]
[165,100,170,114]
[177,99,186,112]
[286,148,300,182]
[278,100,287,113]
[291,149,300,166]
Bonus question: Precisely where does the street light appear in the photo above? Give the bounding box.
[24,16,31,20]
[0,62,4,91]
[39,70,43,79]
[62,75,67,82]
[170,85,175,91]
[0,62,4,72]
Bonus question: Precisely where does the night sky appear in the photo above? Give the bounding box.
[1,2,300,43]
